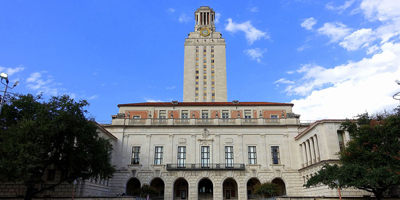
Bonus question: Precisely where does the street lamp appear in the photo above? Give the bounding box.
[334,180,342,200]
[71,179,77,200]
[0,72,19,115]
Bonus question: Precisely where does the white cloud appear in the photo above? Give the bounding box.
[367,45,380,54]
[243,48,267,63]
[339,28,375,51]
[0,66,25,76]
[360,0,400,21]
[144,98,162,102]
[225,18,269,45]
[167,8,175,14]
[26,71,59,96]
[179,13,190,23]
[278,42,400,119]
[301,17,317,30]
[325,0,355,13]
[315,1,400,51]
[275,78,295,84]
[88,95,99,100]
[297,44,310,51]
[215,13,221,24]
[250,7,259,12]
[317,22,352,43]
[166,86,176,90]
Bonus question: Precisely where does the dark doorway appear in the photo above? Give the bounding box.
[126,178,141,196]
[271,178,286,196]
[246,178,261,199]
[223,178,238,200]
[174,178,189,200]
[150,178,165,199]
[198,178,213,200]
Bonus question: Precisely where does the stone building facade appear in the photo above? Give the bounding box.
[2,5,396,200]
[102,102,371,200]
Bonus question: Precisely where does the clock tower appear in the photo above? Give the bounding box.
[183,6,227,102]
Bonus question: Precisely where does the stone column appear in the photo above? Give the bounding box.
[300,144,306,167]
[260,134,267,169]
[309,137,316,164]
[164,186,173,199]
[302,142,308,166]
[314,135,321,162]
[305,140,311,165]
[215,134,220,163]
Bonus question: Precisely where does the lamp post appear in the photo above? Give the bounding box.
[71,179,77,200]
[0,72,19,115]
[334,180,342,200]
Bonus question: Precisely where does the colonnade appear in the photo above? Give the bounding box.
[299,135,320,167]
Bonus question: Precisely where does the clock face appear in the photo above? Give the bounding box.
[200,28,210,37]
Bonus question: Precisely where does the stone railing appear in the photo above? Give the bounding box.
[166,163,245,171]
[110,118,300,126]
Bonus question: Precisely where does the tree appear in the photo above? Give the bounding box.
[134,184,158,198]
[0,94,116,200]
[306,108,400,200]
[254,182,278,198]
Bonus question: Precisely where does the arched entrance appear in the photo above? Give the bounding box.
[198,178,213,200]
[223,178,238,199]
[271,178,286,196]
[150,178,165,199]
[246,178,261,199]
[174,178,189,200]
[126,178,141,196]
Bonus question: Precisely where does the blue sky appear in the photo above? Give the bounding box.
[1,0,399,121]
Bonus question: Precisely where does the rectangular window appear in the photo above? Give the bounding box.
[132,146,140,164]
[177,146,186,168]
[202,110,209,118]
[244,110,251,118]
[271,146,280,164]
[154,146,163,165]
[225,146,233,168]
[271,114,278,122]
[181,110,188,118]
[159,110,166,119]
[337,131,345,151]
[201,146,210,168]
[222,110,229,118]
[248,146,257,164]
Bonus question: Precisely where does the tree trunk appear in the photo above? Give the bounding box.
[373,191,382,200]
[24,186,34,200]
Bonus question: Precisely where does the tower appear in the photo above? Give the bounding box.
[183,6,227,102]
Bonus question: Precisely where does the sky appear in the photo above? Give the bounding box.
[0,0,399,122]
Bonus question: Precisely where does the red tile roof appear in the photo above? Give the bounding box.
[118,101,294,107]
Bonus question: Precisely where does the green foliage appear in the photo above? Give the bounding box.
[0,94,115,200]
[134,184,159,197]
[306,108,400,200]
[253,182,278,198]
